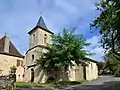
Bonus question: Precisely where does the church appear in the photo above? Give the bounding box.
[0,16,98,83]
[24,16,98,83]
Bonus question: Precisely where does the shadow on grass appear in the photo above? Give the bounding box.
[51,80,86,89]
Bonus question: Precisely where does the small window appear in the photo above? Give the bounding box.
[21,61,23,67]
[32,55,34,61]
[44,34,47,44]
[33,34,35,42]
[17,60,20,67]
[23,74,24,77]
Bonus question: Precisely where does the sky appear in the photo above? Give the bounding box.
[0,0,104,61]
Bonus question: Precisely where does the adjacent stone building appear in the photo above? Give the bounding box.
[0,35,24,81]
[68,59,98,81]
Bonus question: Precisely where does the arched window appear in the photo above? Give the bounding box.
[44,34,47,44]
[32,54,34,61]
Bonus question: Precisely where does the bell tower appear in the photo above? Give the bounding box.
[25,16,53,83]
[28,16,53,49]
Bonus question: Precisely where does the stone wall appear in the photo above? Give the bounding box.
[0,54,24,82]
[0,76,11,89]
[86,61,98,81]
[0,75,16,90]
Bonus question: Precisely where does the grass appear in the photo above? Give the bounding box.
[16,82,49,88]
[16,80,86,88]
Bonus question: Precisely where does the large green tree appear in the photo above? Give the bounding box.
[91,0,120,60]
[97,61,106,75]
[104,51,120,76]
[37,29,91,80]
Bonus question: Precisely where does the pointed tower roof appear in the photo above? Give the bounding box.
[36,16,48,30]
[28,16,54,34]
[0,35,24,58]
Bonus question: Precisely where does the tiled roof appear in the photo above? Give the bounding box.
[28,16,54,34]
[0,35,24,58]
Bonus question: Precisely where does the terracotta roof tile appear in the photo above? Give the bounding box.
[0,35,23,58]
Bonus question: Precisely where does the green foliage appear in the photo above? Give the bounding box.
[37,28,92,79]
[91,0,120,60]
[10,65,17,71]
[10,65,17,74]
[46,77,55,83]
[105,51,120,76]
[97,61,106,75]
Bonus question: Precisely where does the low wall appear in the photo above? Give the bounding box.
[0,75,16,90]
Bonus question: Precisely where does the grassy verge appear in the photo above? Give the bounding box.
[16,80,87,88]
[16,82,50,88]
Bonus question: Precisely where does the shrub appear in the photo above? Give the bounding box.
[114,70,120,77]
[46,77,55,83]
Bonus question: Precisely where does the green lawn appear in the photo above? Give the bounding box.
[16,82,49,88]
[16,80,86,88]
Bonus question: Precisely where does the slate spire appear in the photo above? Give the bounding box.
[28,16,54,34]
[36,16,48,30]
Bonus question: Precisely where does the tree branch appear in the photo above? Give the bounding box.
[113,53,120,61]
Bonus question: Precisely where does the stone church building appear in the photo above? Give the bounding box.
[24,16,98,83]
[0,16,98,83]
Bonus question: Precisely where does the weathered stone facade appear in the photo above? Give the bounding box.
[0,16,98,84]
[0,35,24,82]
[24,16,98,83]
[0,54,24,81]
[24,16,53,83]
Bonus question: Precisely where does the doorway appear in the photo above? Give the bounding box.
[31,68,34,82]
[83,66,86,80]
